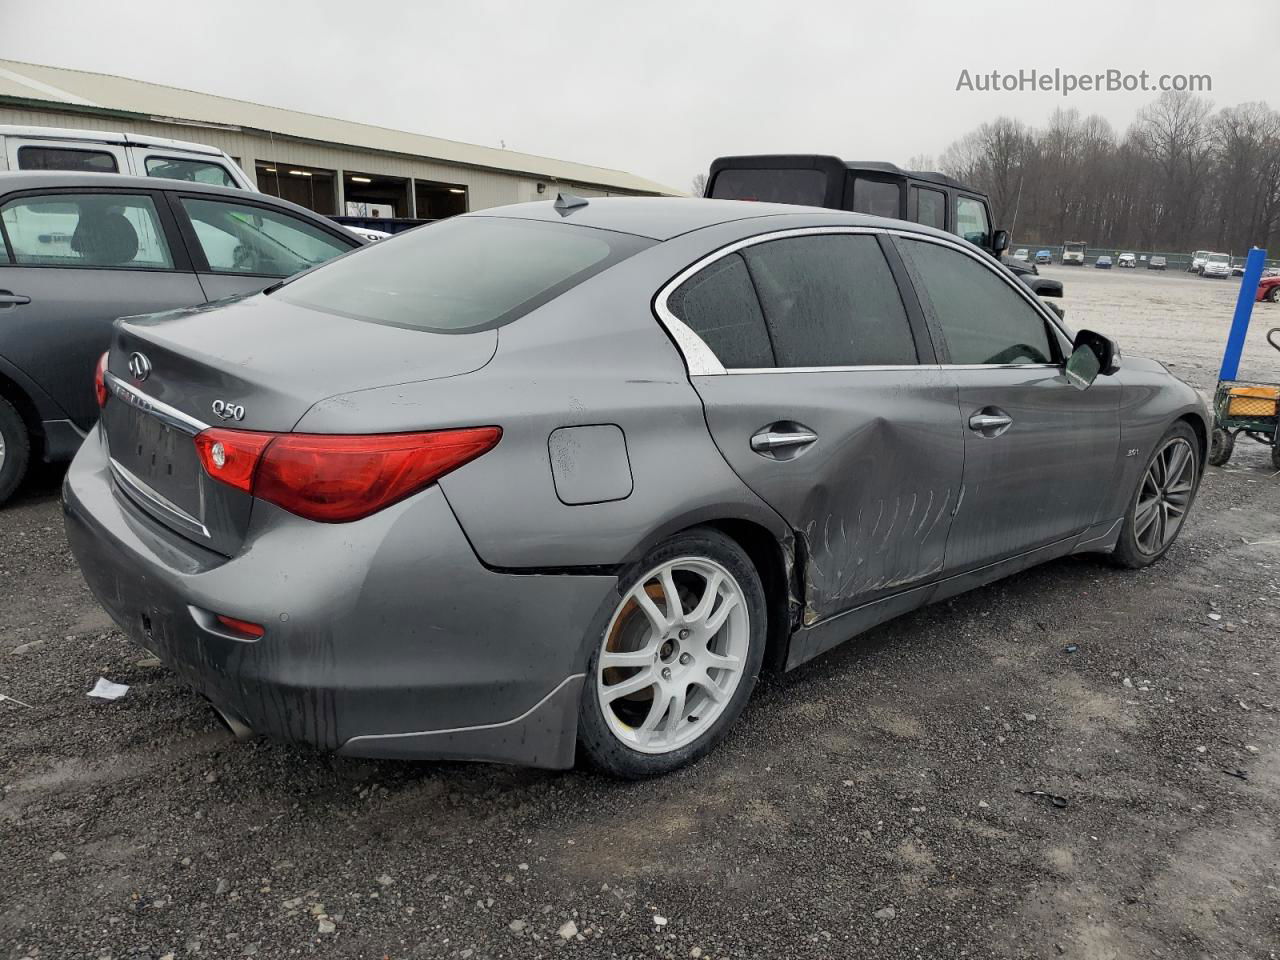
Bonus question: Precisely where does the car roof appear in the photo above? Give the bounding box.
[0,171,329,221]
[466,195,957,242]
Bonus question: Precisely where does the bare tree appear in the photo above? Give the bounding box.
[690,173,708,198]
[935,92,1278,254]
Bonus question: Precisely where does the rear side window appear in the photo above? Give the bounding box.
[0,193,173,269]
[896,238,1055,365]
[849,178,901,219]
[709,169,827,206]
[17,145,118,173]
[741,234,917,367]
[910,187,946,230]
[181,197,353,277]
[666,253,773,369]
[146,156,237,188]
[277,216,651,333]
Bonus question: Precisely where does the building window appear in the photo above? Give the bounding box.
[254,162,337,215]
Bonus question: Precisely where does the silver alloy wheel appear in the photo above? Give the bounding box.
[0,429,5,472]
[597,556,750,754]
[1134,437,1196,555]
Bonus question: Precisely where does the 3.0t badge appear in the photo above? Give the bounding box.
[211,399,246,421]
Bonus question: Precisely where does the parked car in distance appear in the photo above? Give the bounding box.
[1188,250,1211,273]
[1013,248,1029,261]
[0,172,362,504]
[1095,255,1113,269]
[1117,252,1136,268]
[1035,249,1052,264]
[1202,253,1232,278]
[64,196,1208,778]
[1231,261,1247,277]
[0,125,253,189]
[1255,275,1280,302]
[1149,255,1167,271]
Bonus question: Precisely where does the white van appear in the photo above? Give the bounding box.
[0,125,254,190]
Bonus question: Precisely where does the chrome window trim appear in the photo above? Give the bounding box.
[105,371,210,436]
[109,457,211,540]
[653,224,1071,376]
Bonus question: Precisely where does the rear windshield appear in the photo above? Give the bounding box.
[709,168,827,206]
[276,216,650,333]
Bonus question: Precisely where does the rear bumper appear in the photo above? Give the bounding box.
[62,427,618,768]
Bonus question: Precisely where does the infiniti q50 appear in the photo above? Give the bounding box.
[64,197,1207,778]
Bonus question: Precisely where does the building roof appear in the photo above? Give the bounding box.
[0,59,680,196]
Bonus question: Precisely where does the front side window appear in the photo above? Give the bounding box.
[0,193,173,269]
[897,238,1055,365]
[146,156,237,188]
[740,234,917,367]
[850,178,901,219]
[277,216,650,333]
[181,197,352,277]
[955,196,991,248]
[910,187,946,230]
[17,145,118,173]
[666,253,773,369]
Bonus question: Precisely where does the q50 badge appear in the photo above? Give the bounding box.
[211,400,246,422]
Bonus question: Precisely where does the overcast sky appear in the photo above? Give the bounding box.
[1,0,1273,191]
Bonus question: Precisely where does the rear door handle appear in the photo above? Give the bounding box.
[968,408,1014,437]
[751,426,818,459]
[0,291,30,307]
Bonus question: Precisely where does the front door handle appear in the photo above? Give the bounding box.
[751,425,818,460]
[0,291,30,307]
[968,408,1014,437]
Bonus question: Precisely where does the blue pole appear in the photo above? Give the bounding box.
[1219,246,1268,381]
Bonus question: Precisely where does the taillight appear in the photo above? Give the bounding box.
[94,352,109,408]
[193,426,501,523]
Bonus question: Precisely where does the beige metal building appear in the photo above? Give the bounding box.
[0,59,679,219]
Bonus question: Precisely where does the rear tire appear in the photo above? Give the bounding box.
[1272,439,1280,471]
[1267,286,1280,303]
[1111,422,1201,569]
[0,396,31,507]
[577,528,767,779]
[1208,428,1234,467]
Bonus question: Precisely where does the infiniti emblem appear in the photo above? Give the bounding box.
[127,352,152,382]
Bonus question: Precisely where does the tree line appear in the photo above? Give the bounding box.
[934,92,1280,256]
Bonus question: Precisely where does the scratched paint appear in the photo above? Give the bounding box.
[800,485,963,624]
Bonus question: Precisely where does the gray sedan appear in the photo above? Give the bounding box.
[63,197,1208,778]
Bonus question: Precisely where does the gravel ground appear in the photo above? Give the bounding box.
[2,267,1279,959]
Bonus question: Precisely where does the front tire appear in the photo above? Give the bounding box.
[1266,286,1280,303]
[1111,422,1201,569]
[0,396,31,507]
[578,528,767,779]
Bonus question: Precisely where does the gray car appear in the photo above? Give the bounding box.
[0,172,361,504]
[63,197,1208,778]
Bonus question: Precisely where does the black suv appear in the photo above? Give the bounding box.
[0,172,362,505]
[705,155,1062,300]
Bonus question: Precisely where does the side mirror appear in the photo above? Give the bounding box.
[1065,329,1120,390]
[991,229,1009,254]
[1025,276,1063,298]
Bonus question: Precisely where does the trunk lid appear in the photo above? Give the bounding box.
[102,293,497,555]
